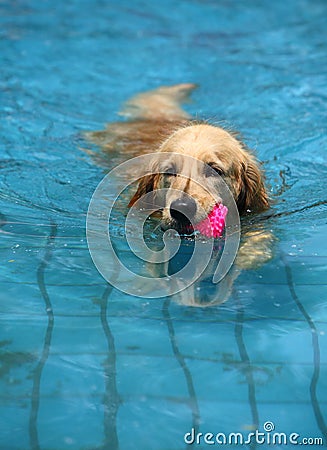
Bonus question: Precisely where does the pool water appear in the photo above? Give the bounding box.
[1,1,327,449]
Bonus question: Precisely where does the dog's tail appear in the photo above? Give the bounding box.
[118,83,198,121]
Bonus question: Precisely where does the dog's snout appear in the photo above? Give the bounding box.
[170,196,197,223]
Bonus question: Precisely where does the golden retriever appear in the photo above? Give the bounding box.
[87,83,273,305]
[128,122,269,233]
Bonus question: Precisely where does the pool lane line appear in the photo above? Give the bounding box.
[162,298,201,447]
[99,283,121,450]
[234,292,259,450]
[282,253,327,444]
[29,221,57,450]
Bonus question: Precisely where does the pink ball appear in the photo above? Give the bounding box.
[194,203,228,238]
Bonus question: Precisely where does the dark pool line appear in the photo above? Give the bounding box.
[282,254,327,444]
[99,283,121,450]
[0,212,7,228]
[4,308,327,325]
[162,298,201,447]
[29,221,57,450]
[234,292,259,450]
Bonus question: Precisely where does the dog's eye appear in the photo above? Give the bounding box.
[205,164,224,177]
[163,166,177,176]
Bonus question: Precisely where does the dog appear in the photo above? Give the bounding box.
[87,83,274,306]
[128,122,269,232]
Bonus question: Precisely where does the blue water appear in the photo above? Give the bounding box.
[1,1,327,449]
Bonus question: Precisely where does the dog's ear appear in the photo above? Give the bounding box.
[128,174,159,207]
[237,159,269,214]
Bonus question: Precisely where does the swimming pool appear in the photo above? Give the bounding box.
[1,0,327,449]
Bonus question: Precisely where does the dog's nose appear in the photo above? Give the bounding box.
[170,196,197,223]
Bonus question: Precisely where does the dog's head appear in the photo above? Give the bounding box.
[129,124,269,233]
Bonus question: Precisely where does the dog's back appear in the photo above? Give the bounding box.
[85,83,197,157]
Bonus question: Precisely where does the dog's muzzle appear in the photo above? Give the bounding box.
[170,195,197,224]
